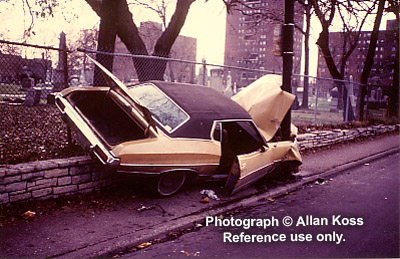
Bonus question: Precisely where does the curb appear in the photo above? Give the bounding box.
[57,146,400,258]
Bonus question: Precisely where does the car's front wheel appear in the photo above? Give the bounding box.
[155,171,187,196]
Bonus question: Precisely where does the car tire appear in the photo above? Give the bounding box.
[155,171,187,196]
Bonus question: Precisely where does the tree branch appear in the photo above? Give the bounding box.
[154,0,195,55]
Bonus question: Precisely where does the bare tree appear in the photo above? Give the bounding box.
[130,0,170,29]
[85,0,195,83]
[311,0,378,121]
[0,0,58,38]
[387,0,399,119]
[358,0,386,120]
[68,29,98,79]
[296,0,312,109]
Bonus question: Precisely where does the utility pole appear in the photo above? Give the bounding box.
[281,0,294,140]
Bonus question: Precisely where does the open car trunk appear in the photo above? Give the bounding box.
[56,86,152,167]
[67,90,147,147]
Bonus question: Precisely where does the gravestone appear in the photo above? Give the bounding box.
[23,87,41,106]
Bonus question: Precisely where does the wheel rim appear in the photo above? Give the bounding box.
[157,171,186,196]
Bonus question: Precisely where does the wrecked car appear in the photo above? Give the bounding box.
[55,57,301,196]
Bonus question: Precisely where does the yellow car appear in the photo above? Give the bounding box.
[55,58,301,196]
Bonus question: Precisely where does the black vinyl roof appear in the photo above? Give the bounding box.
[150,81,252,139]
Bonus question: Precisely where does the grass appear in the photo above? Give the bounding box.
[292,110,343,125]
[292,96,344,125]
[0,84,26,95]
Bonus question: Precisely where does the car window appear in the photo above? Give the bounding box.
[223,121,264,155]
[212,120,265,154]
[128,83,189,133]
[213,122,222,141]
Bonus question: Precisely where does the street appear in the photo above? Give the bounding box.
[126,152,399,258]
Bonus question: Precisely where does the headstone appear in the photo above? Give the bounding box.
[21,77,34,89]
[23,88,41,106]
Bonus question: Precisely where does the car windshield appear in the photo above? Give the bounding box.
[128,83,189,133]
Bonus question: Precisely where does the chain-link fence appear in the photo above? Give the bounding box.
[1,39,367,164]
[0,39,83,165]
[79,48,360,127]
[291,75,361,126]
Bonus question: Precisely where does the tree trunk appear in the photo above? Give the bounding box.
[358,0,386,120]
[316,26,345,113]
[86,0,195,82]
[93,0,118,86]
[388,17,399,118]
[141,0,195,81]
[301,2,311,109]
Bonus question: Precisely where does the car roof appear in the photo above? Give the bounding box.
[149,81,253,139]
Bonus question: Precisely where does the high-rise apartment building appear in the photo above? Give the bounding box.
[224,0,304,88]
[317,19,398,96]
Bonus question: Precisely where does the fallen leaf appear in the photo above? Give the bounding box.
[22,211,36,219]
[200,197,210,203]
[194,223,203,228]
[136,242,152,249]
[266,198,275,202]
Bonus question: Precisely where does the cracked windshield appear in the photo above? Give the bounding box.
[128,83,189,132]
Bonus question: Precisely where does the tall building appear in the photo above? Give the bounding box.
[113,21,197,83]
[317,19,398,97]
[224,0,304,88]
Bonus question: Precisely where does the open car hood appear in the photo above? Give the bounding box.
[232,74,295,141]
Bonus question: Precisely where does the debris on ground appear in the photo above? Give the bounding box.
[136,242,152,249]
[315,178,326,185]
[200,197,210,203]
[22,211,36,220]
[136,205,155,212]
[200,190,220,200]
[178,250,201,256]
[194,223,203,228]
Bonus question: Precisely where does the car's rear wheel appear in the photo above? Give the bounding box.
[155,171,187,196]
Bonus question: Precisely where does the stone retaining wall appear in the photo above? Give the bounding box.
[1,124,399,205]
[297,124,399,151]
[0,156,114,204]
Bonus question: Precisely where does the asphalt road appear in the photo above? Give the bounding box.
[126,152,400,258]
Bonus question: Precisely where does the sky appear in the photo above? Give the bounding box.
[0,0,397,76]
[0,0,227,65]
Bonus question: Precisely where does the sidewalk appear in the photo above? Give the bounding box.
[1,134,399,258]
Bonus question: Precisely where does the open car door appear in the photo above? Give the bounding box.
[225,140,298,194]
[220,120,300,195]
[215,121,278,194]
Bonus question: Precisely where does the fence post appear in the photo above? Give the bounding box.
[345,82,350,122]
[202,59,207,86]
[314,78,319,125]
[60,32,72,146]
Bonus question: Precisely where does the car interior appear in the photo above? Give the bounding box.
[68,90,147,146]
